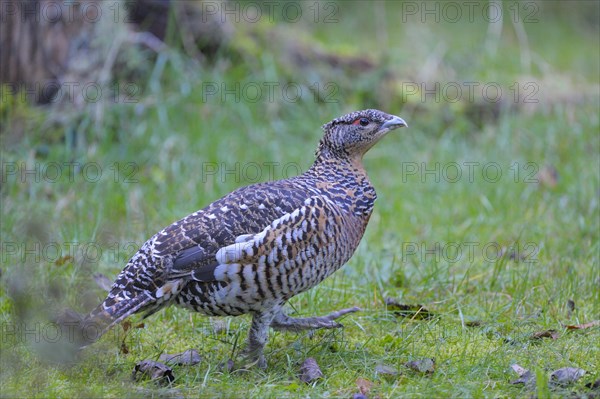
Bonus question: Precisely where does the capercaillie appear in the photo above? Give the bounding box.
[83,109,407,367]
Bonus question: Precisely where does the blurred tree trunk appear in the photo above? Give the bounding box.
[1,0,100,104]
[0,0,231,105]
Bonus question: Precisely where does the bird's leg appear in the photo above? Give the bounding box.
[241,310,276,369]
[270,306,360,331]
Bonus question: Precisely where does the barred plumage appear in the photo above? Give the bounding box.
[85,109,407,367]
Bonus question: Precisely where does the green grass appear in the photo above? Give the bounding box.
[1,1,599,398]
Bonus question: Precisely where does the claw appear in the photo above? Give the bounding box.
[324,306,361,321]
[270,306,361,331]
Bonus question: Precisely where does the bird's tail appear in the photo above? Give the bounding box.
[62,293,154,347]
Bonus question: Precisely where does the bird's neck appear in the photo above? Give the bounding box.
[314,143,365,170]
[305,146,377,216]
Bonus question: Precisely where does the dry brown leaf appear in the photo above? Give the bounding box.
[121,321,144,332]
[565,320,600,330]
[132,360,174,384]
[404,358,435,374]
[566,299,575,318]
[510,364,535,386]
[375,364,399,376]
[120,340,129,354]
[538,164,559,188]
[299,357,323,383]
[510,364,528,376]
[55,255,74,266]
[511,371,534,386]
[356,377,373,395]
[585,379,600,390]
[550,367,586,386]
[531,329,559,340]
[158,349,202,366]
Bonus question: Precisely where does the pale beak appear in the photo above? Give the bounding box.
[381,115,408,130]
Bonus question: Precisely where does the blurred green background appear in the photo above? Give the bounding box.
[1,1,598,398]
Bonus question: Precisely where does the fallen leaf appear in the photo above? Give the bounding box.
[531,329,559,340]
[55,255,74,266]
[510,364,535,386]
[120,341,129,355]
[565,320,600,330]
[93,272,112,292]
[356,377,373,395]
[384,298,435,320]
[158,349,202,366]
[510,364,528,376]
[538,164,559,188]
[585,379,600,389]
[511,370,534,385]
[299,357,323,383]
[375,364,399,376]
[550,367,586,386]
[121,321,144,332]
[566,299,575,318]
[404,358,435,374]
[132,360,174,384]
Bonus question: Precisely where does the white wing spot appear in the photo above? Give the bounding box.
[214,264,228,280]
[216,244,244,263]
[235,234,254,243]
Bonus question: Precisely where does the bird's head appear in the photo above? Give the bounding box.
[317,109,407,160]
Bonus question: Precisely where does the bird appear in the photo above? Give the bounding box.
[81,109,407,368]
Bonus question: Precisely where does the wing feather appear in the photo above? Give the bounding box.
[157,183,315,281]
[215,196,334,267]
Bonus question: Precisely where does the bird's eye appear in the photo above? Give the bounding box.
[353,118,370,127]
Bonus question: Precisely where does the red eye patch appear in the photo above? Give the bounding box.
[353,118,370,127]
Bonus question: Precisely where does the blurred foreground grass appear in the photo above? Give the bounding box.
[1,1,599,398]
